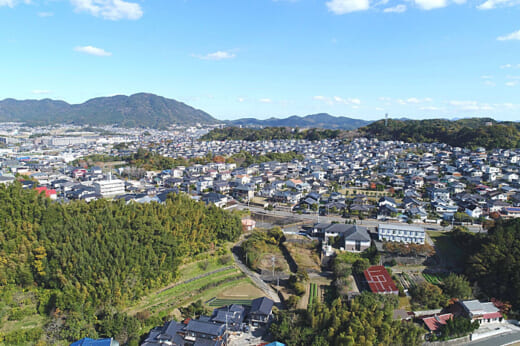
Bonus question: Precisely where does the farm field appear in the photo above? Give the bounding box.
[284,236,321,272]
[126,267,245,320]
[422,272,447,285]
[308,283,318,306]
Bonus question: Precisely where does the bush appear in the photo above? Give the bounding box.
[218,254,232,265]
[286,295,300,309]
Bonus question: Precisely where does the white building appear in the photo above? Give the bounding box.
[378,223,425,244]
[94,179,125,197]
[460,300,503,324]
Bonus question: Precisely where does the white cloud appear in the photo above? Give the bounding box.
[383,4,407,12]
[375,107,384,111]
[501,64,520,69]
[506,81,519,87]
[193,51,236,61]
[478,0,520,9]
[497,30,520,41]
[414,0,447,10]
[395,97,432,105]
[420,106,442,111]
[38,11,54,17]
[326,0,370,14]
[314,95,361,105]
[32,89,51,95]
[406,97,421,104]
[0,0,31,7]
[259,98,272,103]
[449,100,493,111]
[481,75,493,79]
[237,97,245,102]
[484,80,496,87]
[71,0,143,20]
[74,45,112,56]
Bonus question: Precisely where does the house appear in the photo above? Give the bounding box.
[465,204,482,219]
[249,297,274,325]
[232,184,255,201]
[378,196,397,208]
[201,192,228,208]
[364,265,398,295]
[422,314,453,335]
[343,225,371,252]
[378,223,425,244]
[143,318,227,346]
[460,300,503,324]
[34,186,58,200]
[502,207,520,218]
[211,304,246,331]
[241,218,256,231]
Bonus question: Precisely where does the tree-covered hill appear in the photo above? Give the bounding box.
[0,183,241,344]
[0,93,219,127]
[466,218,520,308]
[360,118,520,149]
[229,113,371,130]
[200,126,347,141]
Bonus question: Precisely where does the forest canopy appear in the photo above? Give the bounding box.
[361,118,520,150]
[0,183,241,343]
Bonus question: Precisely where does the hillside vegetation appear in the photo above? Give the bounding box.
[0,183,241,344]
[0,93,218,127]
[361,118,520,149]
[200,126,345,141]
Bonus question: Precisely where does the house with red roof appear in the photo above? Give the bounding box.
[35,186,57,200]
[363,265,398,295]
[422,313,453,334]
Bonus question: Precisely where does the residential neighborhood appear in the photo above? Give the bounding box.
[2,123,520,345]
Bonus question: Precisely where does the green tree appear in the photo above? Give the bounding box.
[442,274,472,300]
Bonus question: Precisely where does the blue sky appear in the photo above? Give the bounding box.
[0,0,519,121]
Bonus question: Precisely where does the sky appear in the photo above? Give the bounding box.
[0,0,519,121]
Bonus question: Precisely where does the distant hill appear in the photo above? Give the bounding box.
[0,93,219,127]
[360,118,520,150]
[229,113,371,130]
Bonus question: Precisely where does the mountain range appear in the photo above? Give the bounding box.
[0,93,218,127]
[229,113,371,130]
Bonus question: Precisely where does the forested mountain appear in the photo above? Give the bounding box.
[230,113,370,130]
[200,126,348,141]
[0,93,218,127]
[0,183,241,344]
[360,118,520,149]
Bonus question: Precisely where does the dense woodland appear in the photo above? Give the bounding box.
[362,118,520,150]
[200,127,344,141]
[270,292,424,346]
[0,183,241,344]
[465,218,520,308]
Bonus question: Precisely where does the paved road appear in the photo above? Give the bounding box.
[232,241,281,303]
[468,330,520,346]
[237,203,485,233]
